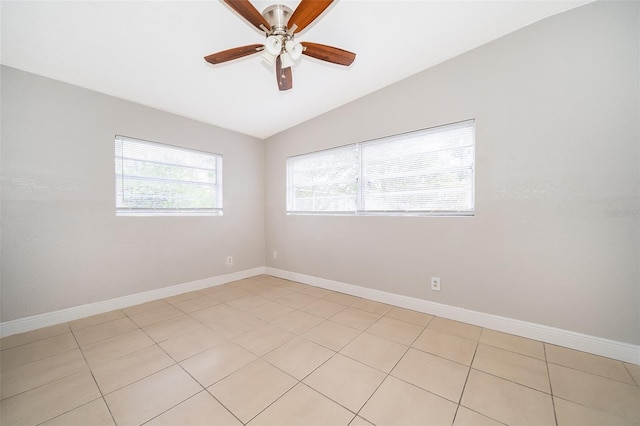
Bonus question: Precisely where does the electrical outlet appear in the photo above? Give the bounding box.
[273,250,278,260]
[225,256,233,267]
[431,277,441,291]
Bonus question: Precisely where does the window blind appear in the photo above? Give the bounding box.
[361,120,474,214]
[286,120,474,216]
[115,135,222,216]
[286,145,359,213]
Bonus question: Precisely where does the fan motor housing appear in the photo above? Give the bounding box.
[262,4,293,33]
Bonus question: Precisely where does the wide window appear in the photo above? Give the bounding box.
[115,135,222,216]
[286,120,474,216]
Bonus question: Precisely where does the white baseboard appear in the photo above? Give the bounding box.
[3,266,638,365]
[0,267,266,338]
[266,267,640,365]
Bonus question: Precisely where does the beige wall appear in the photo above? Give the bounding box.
[264,1,640,344]
[1,66,265,321]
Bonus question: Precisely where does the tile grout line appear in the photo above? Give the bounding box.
[0,322,144,407]
[544,340,560,426]
[211,289,493,425]
[240,307,367,426]
[241,298,427,425]
[86,304,220,425]
[164,286,317,426]
[545,358,640,386]
[451,326,483,425]
[63,327,118,426]
[351,313,433,425]
[622,362,640,387]
[0,325,72,353]
[240,380,300,425]
[0,331,77,371]
[545,353,640,425]
[466,366,556,396]
[133,302,246,426]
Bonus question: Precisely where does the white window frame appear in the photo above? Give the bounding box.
[286,120,475,217]
[115,135,223,216]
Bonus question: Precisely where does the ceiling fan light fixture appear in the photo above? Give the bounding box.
[285,40,303,60]
[261,50,277,65]
[264,35,282,55]
[280,51,294,69]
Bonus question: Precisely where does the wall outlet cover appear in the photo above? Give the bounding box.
[431,277,441,291]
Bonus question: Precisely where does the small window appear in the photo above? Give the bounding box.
[115,135,222,216]
[286,120,474,216]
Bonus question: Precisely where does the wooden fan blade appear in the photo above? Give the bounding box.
[275,55,293,91]
[301,42,356,66]
[204,44,264,64]
[223,0,270,31]
[288,0,333,33]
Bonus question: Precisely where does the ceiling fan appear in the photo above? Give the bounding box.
[204,0,356,91]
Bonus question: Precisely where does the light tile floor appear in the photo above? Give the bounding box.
[1,275,639,426]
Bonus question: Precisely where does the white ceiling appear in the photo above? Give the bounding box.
[1,0,590,139]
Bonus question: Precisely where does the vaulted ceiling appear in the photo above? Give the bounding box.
[1,0,590,138]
